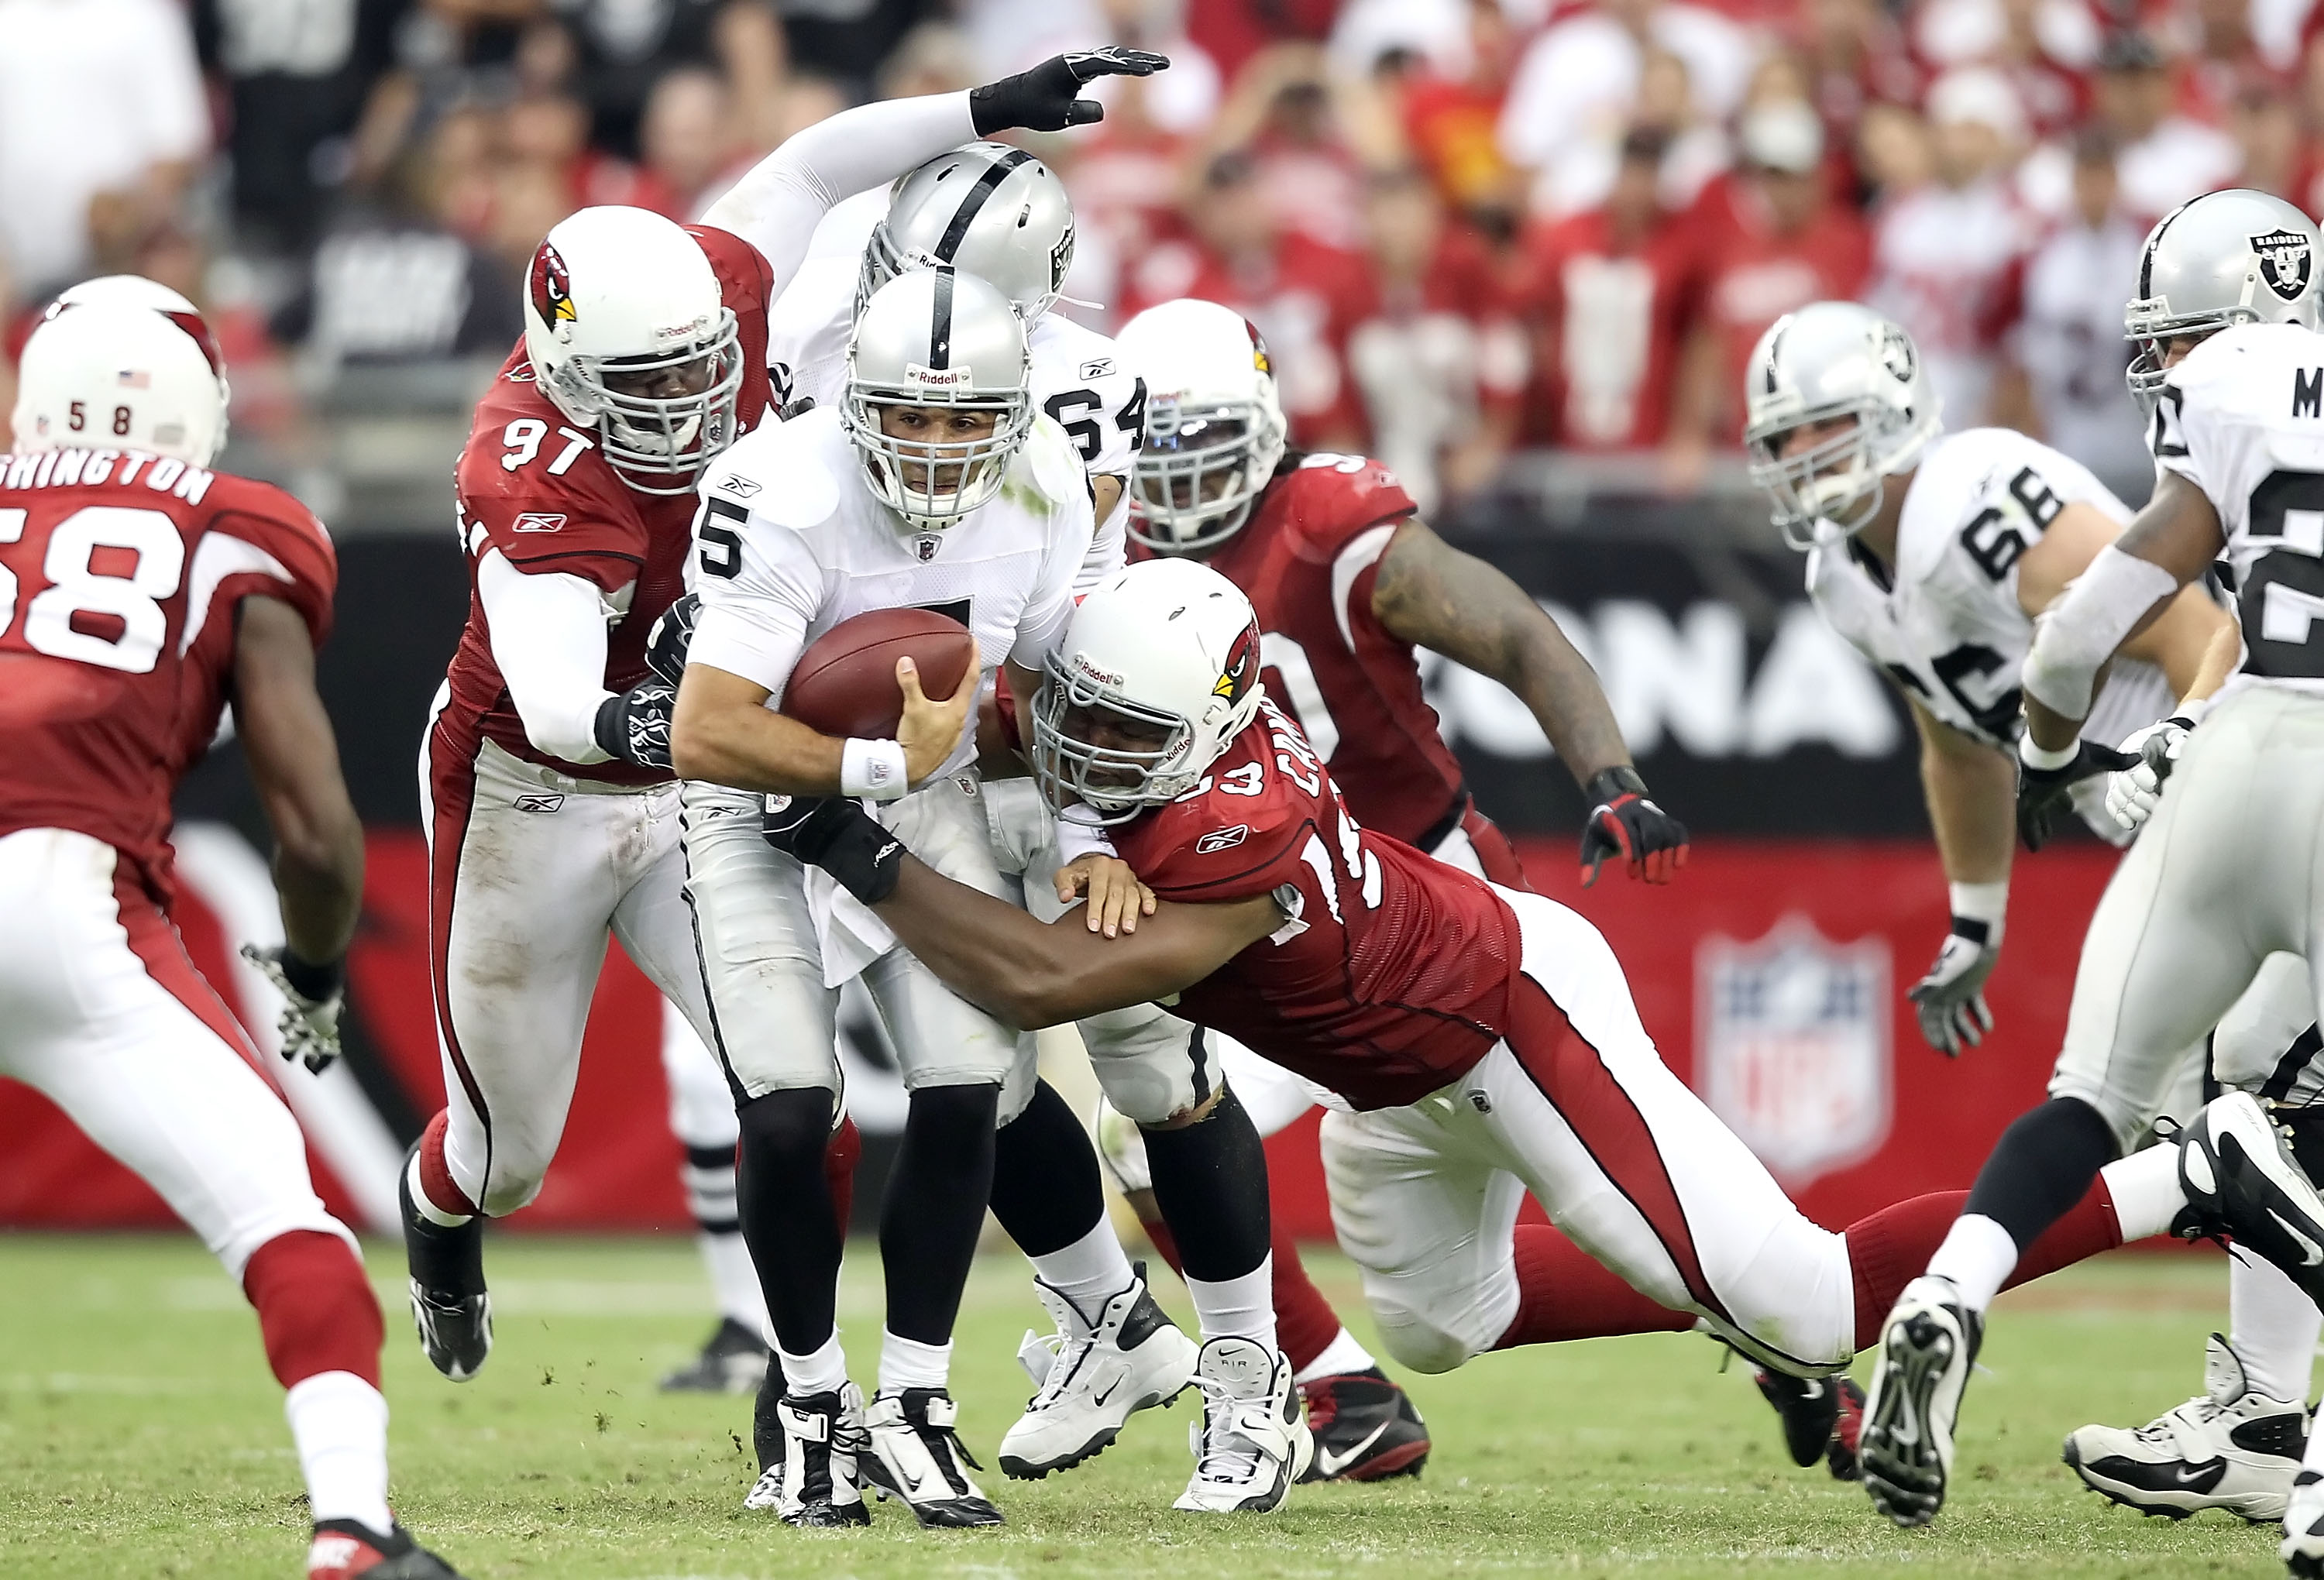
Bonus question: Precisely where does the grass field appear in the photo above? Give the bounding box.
[0,1235,2298,1579]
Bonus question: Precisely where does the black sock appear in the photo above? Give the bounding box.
[882,1083,1000,1345]
[734,1087,841,1357]
[1962,1096,2121,1253]
[1141,1086,1271,1282]
[988,1079,1107,1259]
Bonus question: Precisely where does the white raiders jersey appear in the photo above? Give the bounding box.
[765,191,1144,593]
[687,404,1095,778]
[1807,428,2178,831]
[2151,321,2324,699]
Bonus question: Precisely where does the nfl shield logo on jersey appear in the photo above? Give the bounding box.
[1697,920,1891,1186]
[2254,229,2315,301]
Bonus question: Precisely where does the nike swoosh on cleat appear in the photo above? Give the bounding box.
[1315,1421,1392,1479]
[2268,1209,2324,1266]
[1092,1378,1121,1408]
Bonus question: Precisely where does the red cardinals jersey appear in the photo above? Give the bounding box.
[439,224,775,787]
[1141,455,1481,862]
[0,448,335,898]
[1112,697,1521,1110]
[1518,207,1700,448]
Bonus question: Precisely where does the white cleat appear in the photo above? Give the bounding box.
[1860,1274,1981,1528]
[861,1387,1004,1527]
[1172,1337,1313,1514]
[2064,1333,2305,1523]
[2181,1094,2324,1309]
[743,1382,871,1527]
[999,1268,1199,1479]
[2284,1468,2324,1575]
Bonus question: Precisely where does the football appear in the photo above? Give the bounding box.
[780,606,977,740]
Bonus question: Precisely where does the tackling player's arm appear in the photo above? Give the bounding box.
[1369,517,1687,883]
[2013,499,2236,707]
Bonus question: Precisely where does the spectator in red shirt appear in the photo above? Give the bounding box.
[1397,0,1526,224]
[1796,0,1923,151]
[1347,166,1528,512]
[1203,42,1403,253]
[1516,127,1701,452]
[1666,99,1871,471]
[1120,149,1378,452]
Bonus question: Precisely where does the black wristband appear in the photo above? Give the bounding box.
[592,692,626,759]
[1949,915,1993,946]
[1584,764,1648,803]
[278,949,346,1002]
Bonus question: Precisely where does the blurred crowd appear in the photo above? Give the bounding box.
[1,0,2309,510]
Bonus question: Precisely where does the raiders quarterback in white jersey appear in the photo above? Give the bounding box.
[669,264,1095,1531]
[1789,194,2324,1540]
[753,145,1316,1513]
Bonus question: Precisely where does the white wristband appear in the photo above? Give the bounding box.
[841,737,909,801]
[2174,695,2212,728]
[1948,880,2008,939]
[2017,733,2078,772]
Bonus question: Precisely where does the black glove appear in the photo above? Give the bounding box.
[593,679,677,770]
[761,795,904,906]
[237,944,346,1073]
[644,593,699,687]
[2016,739,2137,852]
[970,46,1171,135]
[1577,766,1690,887]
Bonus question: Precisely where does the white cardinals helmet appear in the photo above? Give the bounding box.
[1742,301,1941,550]
[1113,299,1287,555]
[521,206,744,496]
[1031,556,1267,823]
[14,299,229,465]
[43,274,232,428]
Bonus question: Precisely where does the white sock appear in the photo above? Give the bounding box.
[1185,1251,1277,1354]
[1028,1218,1137,1320]
[776,1332,849,1396]
[1294,1327,1378,1386]
[700,1231,772,1341]
[404,1152,470,1228]
[285,1371,393,1534]
[2099,1142,2188,1243]
[2229,1248,2320,1404]
[878,1330,952,1394]
[2305,1402,2324,1475]
[1923,1214,2020,1314]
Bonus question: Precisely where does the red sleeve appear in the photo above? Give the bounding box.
[1280,457,1421,560]
[1129,792,1315,904]
[201,478,338,648]
[456,393,648,592]
[688,224,777,317]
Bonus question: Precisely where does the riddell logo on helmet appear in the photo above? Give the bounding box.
[1073,655,1123,687]
[905,363,974,389]
[530,243,576,335]
[653,312,713,345]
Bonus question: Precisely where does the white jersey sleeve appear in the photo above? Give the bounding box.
[1010,417,1098,668]
[686,440,834,697]
[2156,322,2324,693]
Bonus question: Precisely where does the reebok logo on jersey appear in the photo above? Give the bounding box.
[1197,825,1249,854]
[1079,358,1114,380]
[720,476,761,498]
[514,793,566,813]
[512,513,566,533]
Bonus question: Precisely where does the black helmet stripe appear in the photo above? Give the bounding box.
[2140,200,2192,301]
[935,149,1037,263]
[929,265,954,371]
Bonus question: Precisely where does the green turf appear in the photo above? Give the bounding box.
[0,1235,2292,1578]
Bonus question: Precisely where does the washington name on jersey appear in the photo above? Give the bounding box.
[0,448,335,895]
[440,223,778,788]
[1108,696,1521,1111]
[685,404,1094,761]
[1807,427,2176,759]
[1137,453,1471,851]
[2152,321,2324,694]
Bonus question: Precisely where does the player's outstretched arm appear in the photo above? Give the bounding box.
[1903,695,2013,1055]
[761,797,1277,1028]
[701,48,1167,291]
[1371,518,1686,884]
[235,596,363,964]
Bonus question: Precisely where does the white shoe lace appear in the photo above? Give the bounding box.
[1187,1374,1267,1486]
[1019,1326,1098,1412]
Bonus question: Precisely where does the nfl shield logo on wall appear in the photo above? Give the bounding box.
[1697,919,1892,1186]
